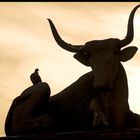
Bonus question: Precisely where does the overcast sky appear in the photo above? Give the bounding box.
[0,2,140,136]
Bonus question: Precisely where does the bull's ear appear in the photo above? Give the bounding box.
[73,53,90,66]
[120,46,138,62]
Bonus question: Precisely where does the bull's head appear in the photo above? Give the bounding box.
[47,5,139,92]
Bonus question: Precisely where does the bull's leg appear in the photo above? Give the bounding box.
[12,114,57,135]
[89,98,109,127]
[99,92,110,126]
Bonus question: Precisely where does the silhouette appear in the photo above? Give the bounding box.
[30,68,42,85]
[5,5,140,136]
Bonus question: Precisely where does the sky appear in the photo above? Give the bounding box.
[0,2,140,136]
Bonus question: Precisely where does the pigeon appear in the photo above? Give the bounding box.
[30,68,42,85]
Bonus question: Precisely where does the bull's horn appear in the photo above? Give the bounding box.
[120,5,140,47]
[47,19,85,52]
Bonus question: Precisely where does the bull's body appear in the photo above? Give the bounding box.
[48,63,129,130]
[5,66,140,136]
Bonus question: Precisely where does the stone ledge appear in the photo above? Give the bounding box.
[1,128,140,140]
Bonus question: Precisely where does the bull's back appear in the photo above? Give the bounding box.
[49,71,94,130]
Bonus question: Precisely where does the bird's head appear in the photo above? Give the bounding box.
[35,68,39,73]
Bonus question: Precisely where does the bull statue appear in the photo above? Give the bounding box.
[47,4,140,131]
[5,5,140,136]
